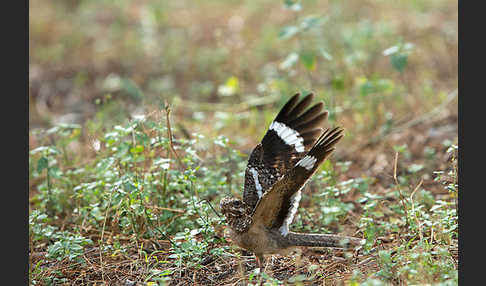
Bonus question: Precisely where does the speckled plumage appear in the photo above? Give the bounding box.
[220,93,363,268]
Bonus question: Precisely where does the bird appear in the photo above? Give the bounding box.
[220,92,363,268]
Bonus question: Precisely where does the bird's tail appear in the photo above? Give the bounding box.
[285,232,364,249]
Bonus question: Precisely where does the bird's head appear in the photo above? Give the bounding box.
[220,197,252,233]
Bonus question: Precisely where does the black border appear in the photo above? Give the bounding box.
[11,0,29,283]
[458,0,481,284]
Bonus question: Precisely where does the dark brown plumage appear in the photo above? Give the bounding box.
[242,93,327,209]
[220,93,363,268]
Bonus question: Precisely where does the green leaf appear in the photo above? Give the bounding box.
[217,76,239,96]
[319,48,333,61]
[382,45,400,56]
[299,51,316,70]
[37,156,48,173]
[278,25,299,40]
[393,144,408,153]
[30,146,50,155]
[320,159,333,172]
[154,157,171,170]
[391,53,408,72]
[130,145,145,154]
[30,146,60,156]
[121,78,143,100]
[383,42,414,72]
[359,78,394,96]
[48,167,63,179]
[407,164,424,173]
[283,0,302,11]
[331,76,345,90]
[299,15,325,31]
[280,52,299,69]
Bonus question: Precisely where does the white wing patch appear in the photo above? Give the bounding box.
[269,121,305,153]
[249,167,263,198]
[295,155,317,170]
[279,189,302,236]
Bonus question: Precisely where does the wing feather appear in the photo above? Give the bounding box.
[242,93,329,210]
[250,127,344,236]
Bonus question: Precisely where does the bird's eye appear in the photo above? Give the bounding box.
[233,200,241,207]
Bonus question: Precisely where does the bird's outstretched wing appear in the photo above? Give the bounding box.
[242,93,328,210]
[250,127,344,236]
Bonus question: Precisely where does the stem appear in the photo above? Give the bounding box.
[61,144,69,166]
[99,185,116,282]
[164,101,185,170]
[46,156,53,215]
[393,152,410,227]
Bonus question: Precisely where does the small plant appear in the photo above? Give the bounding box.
[383,42,414,73]
[47,232,93,262]
[279,0,329,82]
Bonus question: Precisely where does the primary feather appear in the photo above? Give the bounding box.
[242,93,328,210]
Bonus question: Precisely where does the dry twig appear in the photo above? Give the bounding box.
[99,186,117,282]
[393,152,410,227]
[164,101,185,170]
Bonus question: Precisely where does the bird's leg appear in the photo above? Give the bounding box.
[255,254,264,268]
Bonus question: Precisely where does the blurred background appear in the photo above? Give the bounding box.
[29,0,457,146]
